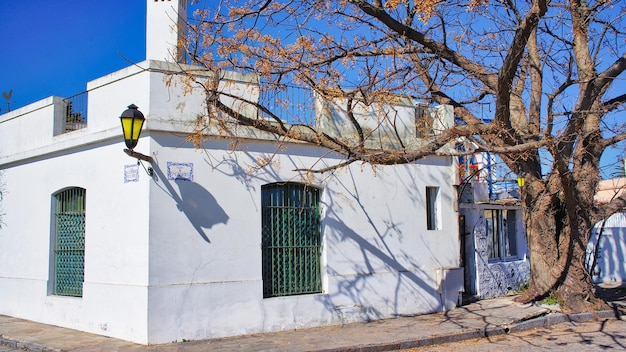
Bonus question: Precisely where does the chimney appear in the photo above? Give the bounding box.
[146,0,187,63]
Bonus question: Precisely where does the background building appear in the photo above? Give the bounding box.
[588,178,626,284]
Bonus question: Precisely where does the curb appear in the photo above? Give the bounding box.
[318,309,621,352]
[317,329,486,352]
[506,309,616,334]
[0,336,62,352]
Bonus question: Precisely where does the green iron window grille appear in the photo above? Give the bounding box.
[261,183,322,298]
[53,188,86,297]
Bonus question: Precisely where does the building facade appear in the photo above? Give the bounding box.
[0,1,464,344]
[588,178,626,283]
[457,178,530,299]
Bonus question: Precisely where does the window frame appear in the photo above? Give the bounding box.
[51,187,86,297]
[426,186,440,230]
[485,208,518,261]
[261,182,322,298]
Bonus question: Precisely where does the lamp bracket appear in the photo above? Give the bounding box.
[124,149,154,163]
[124,149,155,177]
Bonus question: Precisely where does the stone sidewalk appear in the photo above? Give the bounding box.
[0,295,622,352]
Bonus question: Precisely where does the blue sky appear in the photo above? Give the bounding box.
[0,0,146,112]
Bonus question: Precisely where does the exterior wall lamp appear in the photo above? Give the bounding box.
[517,177,525,187]
[120,104,154,175]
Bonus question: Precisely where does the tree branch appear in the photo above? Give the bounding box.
[596,195,626,223]
[348,0,498,90]
[603,93,626,112]
[494,0,548,128]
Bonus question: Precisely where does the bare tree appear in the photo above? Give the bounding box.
[180,0,626,312]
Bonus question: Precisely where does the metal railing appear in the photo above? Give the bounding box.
[63,91,88,132]
[259,85,316,126]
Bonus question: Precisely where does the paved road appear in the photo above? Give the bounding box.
[5,320,624,352]
[407,318,626,351]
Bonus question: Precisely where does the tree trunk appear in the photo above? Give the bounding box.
[515,180,609,312]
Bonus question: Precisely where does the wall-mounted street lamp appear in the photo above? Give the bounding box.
[120,104,154,175]
[120,104,145,150]
[517,176,525,187]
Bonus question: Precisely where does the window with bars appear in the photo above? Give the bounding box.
[485,209,518,260]
[52,188,86,297]
[261,183,322,298]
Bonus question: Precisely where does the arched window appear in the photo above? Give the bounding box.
[261,183,322,298]
[52,187,86,297]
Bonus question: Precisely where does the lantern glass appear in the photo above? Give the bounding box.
[119,104,145,150]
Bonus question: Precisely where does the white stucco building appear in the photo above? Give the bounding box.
[0,0,465,344]
[587,178,626,283]
[588,211,626,283]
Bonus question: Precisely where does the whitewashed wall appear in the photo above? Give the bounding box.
[0,97,66,160]
[143,132,459,343]
[317,97,454,152]
[0,140,152,342]
[0,60,184,344]
[588,212,626,283]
